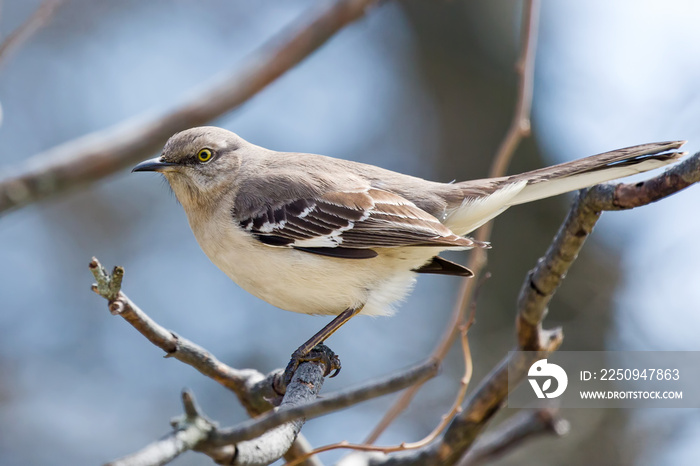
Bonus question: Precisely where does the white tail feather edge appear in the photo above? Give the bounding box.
[509,158,674,206]
[444,157,678,236]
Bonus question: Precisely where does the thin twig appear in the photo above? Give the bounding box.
[0,0,63,68]
[0,0,380,215]
[364,0,540,444]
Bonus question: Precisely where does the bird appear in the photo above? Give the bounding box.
[132,126,684,381]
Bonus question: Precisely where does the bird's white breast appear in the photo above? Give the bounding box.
[187,209,436,316]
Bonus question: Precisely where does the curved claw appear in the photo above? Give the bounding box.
[325,351,341,377]
[282,344,341,387]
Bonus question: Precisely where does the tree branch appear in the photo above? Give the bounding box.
[224,362,328,466]
[90,257,315,465]
[0,0,63,68]
[209,358,439,447]
[0,0,380,215]
[106,364,327,466]
[586,147,700,211]
[280,322,475,466]
[456,408,569,466]
[106,391,216,466]
[427,156,700,465]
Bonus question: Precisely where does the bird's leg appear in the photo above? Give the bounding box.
[282,306,363,386]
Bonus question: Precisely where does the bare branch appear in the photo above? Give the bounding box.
[456,408,569,466]
[0,0,380,215]
[487,0,540,178]
[224,362,328,466]
[284,436,324,466]
[107,364,328,466]
[105,392,216,466]
[89,257,276,416]
[365,0,541,444]
[209,358,439,447]
[90,263,328,466]
[0,0,63,68]
[586,147,700,211]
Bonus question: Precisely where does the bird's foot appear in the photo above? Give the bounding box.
[282,343,341,388]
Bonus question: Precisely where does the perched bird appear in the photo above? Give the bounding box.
[133,127,684,380]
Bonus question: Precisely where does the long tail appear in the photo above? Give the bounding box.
[445,141,686,235]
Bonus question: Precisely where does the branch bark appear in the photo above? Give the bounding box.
[106,365,327,466]
[209,359,439,447]
[0,0,379,215]
[456,408,569,466]
[106,392,216,466]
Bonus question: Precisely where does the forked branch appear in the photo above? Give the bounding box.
[90,258,440,465]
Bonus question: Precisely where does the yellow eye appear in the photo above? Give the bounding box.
[197,148,213,163]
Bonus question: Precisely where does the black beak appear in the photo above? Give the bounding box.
[132,157,178,173]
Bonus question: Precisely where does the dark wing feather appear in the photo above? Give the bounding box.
[413,256,474,277]
[238,188,484,258]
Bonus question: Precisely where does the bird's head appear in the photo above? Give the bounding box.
[133,126,246,211]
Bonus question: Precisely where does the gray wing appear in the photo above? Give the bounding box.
[238,188,486,259]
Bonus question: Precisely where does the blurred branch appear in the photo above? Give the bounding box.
[0,0,63,68]
[0,0,380,215]
[337,152,700,464]
[90,257,441,465]
[488,0,540,178]
[365,0,540,444]
[456,408,570,466]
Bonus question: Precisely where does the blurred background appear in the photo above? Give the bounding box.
[1,0,699,465]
